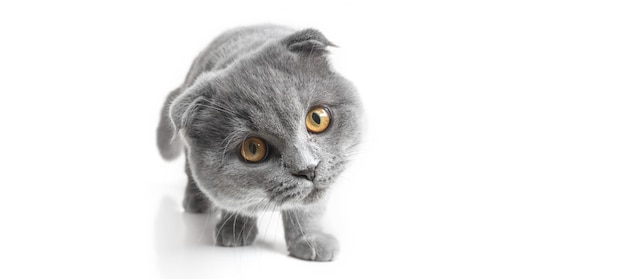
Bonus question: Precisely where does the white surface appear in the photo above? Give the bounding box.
[1,1,625,278]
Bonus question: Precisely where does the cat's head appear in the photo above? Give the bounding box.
[170,29,362,214]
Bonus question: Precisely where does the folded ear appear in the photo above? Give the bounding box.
[169,89,199,135]
[169,84,210,136]
[283,28,336,53]
[169,72,218,137]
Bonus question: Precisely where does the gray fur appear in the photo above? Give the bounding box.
[156,24,361,261]
[156,87,184,160]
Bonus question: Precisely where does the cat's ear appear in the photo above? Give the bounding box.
[169,89,199,135]
[169,85,210,136]
[283,28,336,54]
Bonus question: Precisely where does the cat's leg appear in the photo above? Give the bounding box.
[182,159,210,213]
[282,206,338,261]
[215,211,258,246]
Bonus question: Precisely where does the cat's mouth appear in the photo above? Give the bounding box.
[267,181,326,206]
[302,187,326,204]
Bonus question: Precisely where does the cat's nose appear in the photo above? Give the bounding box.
[292,165,317,181]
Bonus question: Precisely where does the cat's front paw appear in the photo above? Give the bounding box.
[183,184,210,214]
[183,193,209,213]
[288,233,339,261]
[215,216,258,247]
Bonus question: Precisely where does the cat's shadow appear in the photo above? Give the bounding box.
[153,196,286,265]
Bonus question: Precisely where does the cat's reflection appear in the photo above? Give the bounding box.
[153,196,220,277]
[154,196,215,250]
[153,196,288,277]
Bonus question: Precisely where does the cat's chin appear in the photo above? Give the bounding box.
[235,186,328,213]
[209,181,329,215]
[222,195,327,216]
[277,186,328,209]
[302,186,328,205]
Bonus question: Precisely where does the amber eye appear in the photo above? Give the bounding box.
[306,106,331,133]
[240,137,268,163]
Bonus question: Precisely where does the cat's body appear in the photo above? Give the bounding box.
[157,25,361,261]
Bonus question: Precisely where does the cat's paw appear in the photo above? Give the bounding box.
[215,218,258,247]
[182,193,209,213]
[288,233,339,261]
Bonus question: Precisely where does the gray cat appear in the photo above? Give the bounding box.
[156,25,362,261]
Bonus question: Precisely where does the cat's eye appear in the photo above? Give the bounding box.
[306,106,331,133]
[241,137,268,163]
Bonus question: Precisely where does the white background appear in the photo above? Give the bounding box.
[1,1,625,278]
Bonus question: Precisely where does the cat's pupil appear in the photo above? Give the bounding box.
[248,143,257,154]
[312,113,321,125]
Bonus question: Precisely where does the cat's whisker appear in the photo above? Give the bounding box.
[219,129,246,165]
[214,211,236,246]
[241,201,268,246]
[232,214,238,246]
[272,204,281,250]
[195,103,239,117]
[292,213,315,256]
[263,201,277,243]
[198,209,212,242]
[236,214,246,245]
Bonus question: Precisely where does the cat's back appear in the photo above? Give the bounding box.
[183,24,294,87]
